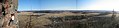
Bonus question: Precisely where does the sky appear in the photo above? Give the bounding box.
[18,0,119,11]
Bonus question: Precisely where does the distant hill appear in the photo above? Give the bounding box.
[18,10,113,13]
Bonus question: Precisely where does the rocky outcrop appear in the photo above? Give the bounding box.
[0,0,18,28]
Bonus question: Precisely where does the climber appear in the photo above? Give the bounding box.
[11,14,14,21]
[8,14,15,26]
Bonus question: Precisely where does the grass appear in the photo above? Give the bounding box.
[17,12,119,28]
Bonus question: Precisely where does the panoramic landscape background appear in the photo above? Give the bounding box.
[17,0,119,28]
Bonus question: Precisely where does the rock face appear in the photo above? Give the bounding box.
[0,0,18,28]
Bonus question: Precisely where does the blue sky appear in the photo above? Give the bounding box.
[18,0,119,11]
[18,0,77,11]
